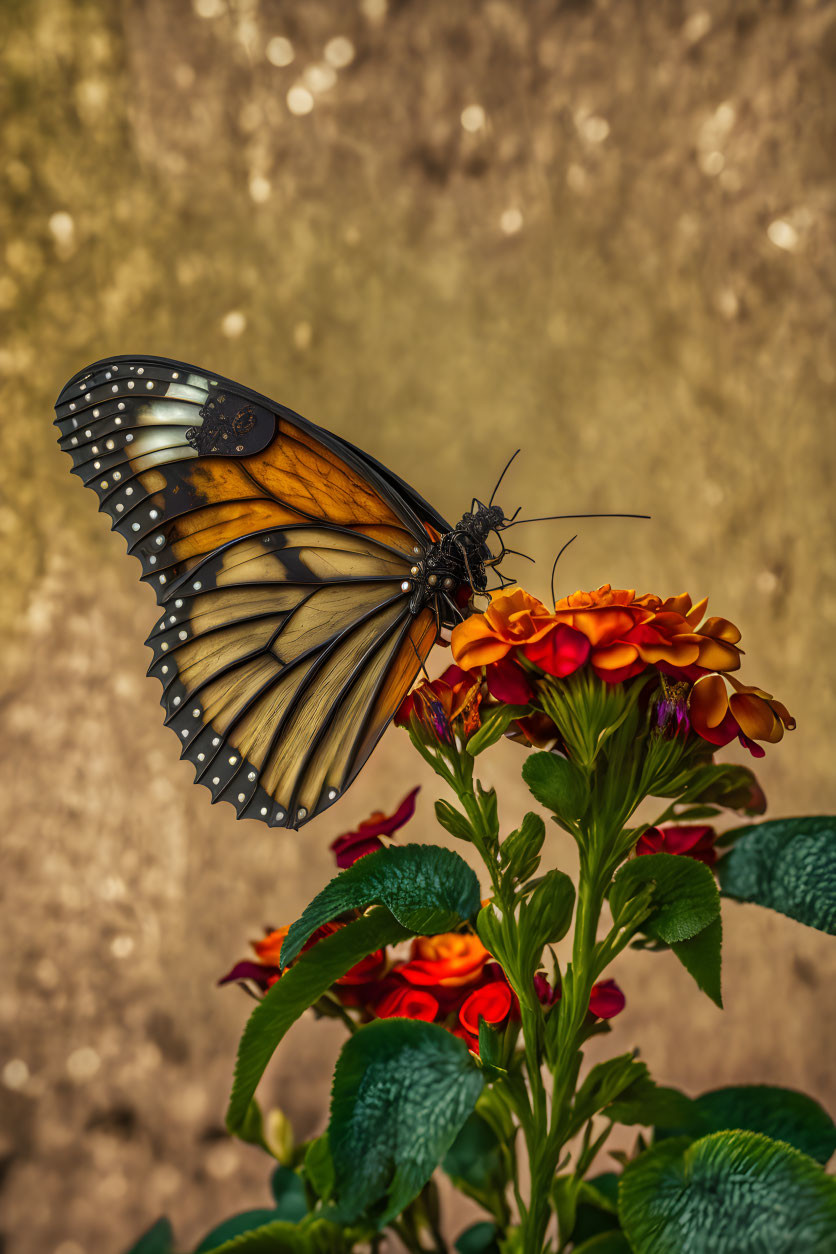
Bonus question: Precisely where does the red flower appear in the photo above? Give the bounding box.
[636,825,718,868]
[588,978,625,1019]
[395,665,482,741]
[375,984,439,1023]
[534,972,559,1005]
[522,623,591,679]
[485,657,534,704]
[397,933,491,989]
[330,787,421,868]
[459,980,514,1037]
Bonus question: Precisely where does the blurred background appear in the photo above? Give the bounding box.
[1,0,835,1250]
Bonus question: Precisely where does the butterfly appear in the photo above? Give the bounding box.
[55,356,644,829]
[54,355,533,830]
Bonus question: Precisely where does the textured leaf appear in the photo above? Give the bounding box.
[657,1084,836,1165]
[195,1210,286,1252]
[619,1130,836,1253]
[522,752,587,822]
[125,1218,174,1254]
[227,909,412,1133]
[282,844,481,967]
[717,817,836,934]
[329,1018,484,1225]
[670,915,723,1007]
[500,811,546,886]
[611,853,720,943]
[201,1219,347,1254]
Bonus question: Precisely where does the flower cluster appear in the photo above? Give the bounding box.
[221,792,625,1052]
[442,585,794,757]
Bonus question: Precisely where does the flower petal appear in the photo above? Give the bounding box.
[486,657,534,704]
[689,674,729,730]
[729,692,783,742]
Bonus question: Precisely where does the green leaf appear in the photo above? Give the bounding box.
[570,1173,621,1244]
[303,1135,335,1202]
[281,844,482,968]
[195,1211,287,1253]
[572,1234,632,1254]
[270,1167,308,1221]
[329,1018,484,1225]
[454,1222,501,1254]
[466,704,530,755]
[200,1219,347,1254]
[477,1019,504,1074]
[572,1055,649,1127]
[518,868,575,973]
[435,799,475,843]
[522,752,587,823]
[670,915,723,1007]
[610,853,720,943]
[443,1110,503,1192]
[226,909,412,1133]
[475,902,505,960]
[716,817,836,935]
[690,763,766,816]
[618,1130,836,1253]
[125,1218,175,1254]
[607,1078,697,1128]
[499,812,546,886]
[657,1085,836,1165]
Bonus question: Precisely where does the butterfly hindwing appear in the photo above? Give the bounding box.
[55,355,443,828]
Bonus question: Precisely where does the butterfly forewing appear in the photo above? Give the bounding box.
[55,355,443,828]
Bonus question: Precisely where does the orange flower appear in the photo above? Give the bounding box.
[397,932,491,989]
[252,926,289,966]
[451,587,557,670]
[551,586,743,682]
[653,593,743,673]
[689,673,795,756]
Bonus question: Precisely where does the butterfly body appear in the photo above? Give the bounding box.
[54,354,489,830]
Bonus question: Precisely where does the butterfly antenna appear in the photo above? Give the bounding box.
[550,534,577,604]
[489,449,521,507]
[501,547,536,563]
[504,511,651,528]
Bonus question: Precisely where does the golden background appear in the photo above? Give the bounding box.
[1,1,835,1250]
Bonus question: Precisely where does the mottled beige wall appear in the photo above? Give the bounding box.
[1,1,834,1251]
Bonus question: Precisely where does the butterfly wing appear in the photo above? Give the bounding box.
[54,355,444,829]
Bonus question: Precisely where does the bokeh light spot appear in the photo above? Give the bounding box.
[461,104,486,133]
[266,36,294,67]
[325,36,355,69]
[500,208,523,235]
[287,85,314,116]
[767,219,799,252]
[303,63,337,94]
[221,310,246,338]
[2,1058,29,1090]
[67,1047,101,1081]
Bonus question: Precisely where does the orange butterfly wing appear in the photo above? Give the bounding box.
[55,356,444,828]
